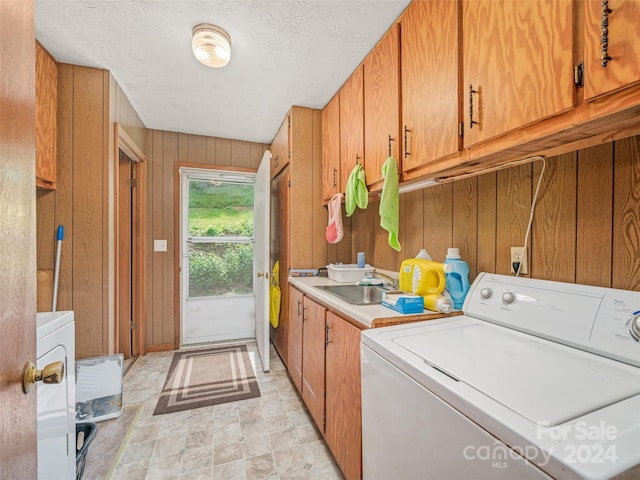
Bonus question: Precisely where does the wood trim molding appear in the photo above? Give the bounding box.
[115,123,147,357]
[116,122,147,163]
[145,343,174,353]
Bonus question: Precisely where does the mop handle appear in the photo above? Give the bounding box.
[52,225,64,312]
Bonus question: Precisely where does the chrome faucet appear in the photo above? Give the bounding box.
[370,271,399,290]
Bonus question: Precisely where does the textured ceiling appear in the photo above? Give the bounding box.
[35,0,410,144]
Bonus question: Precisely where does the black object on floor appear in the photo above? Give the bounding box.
[76,422,98,480]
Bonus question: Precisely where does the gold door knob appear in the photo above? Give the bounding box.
[257,272,270,279]
[22,360,64,394]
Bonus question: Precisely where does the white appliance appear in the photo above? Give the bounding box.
[37,311,76,480]
[361,273,640,480]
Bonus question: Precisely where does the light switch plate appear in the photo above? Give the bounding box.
[154,240,167,252]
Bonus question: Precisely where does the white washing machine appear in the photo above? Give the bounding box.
[37,311,75,480]
[361,273,640,480]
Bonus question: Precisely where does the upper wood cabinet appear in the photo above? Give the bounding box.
[583,0,640,101]
[322,93,341,202]
[36,42,57,189]
[462,0,574,147]
[364,25,401,188]
[270,114,290,178]
[339,66,365,190]
[400,0,461,175]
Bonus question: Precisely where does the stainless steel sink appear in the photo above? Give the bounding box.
[315,285,385,305]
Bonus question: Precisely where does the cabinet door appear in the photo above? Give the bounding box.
[270,114,290,178]
[301,296,326,430]
[401,0,460,173]
[287,287,304,392]
[364,24,400,188]
[584,0,640,100]
[269,170,290,364]
[322,94,341,202]
[35,42,57,189]
[340,66,364,191]
[463,0,574,147]
[325,312,362,480]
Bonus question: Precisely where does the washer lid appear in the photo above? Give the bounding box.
[393,323,640,426]
[36,310,74,340]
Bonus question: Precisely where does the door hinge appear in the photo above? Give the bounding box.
[574,62,584,88]
[129,178,137,188]
[288,180,291,187]
[130,321,137,330]
[458,122,464,138]
[323,415,326,430]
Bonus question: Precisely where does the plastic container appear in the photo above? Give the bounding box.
[327,263,374,283]
[444,248,470,309]
[423,293,453,313]
[76,422,98,480]
[415,248,432,260]
[398,258,450,296]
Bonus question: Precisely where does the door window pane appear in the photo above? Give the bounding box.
[189,242,254,297]
[188,180,254,238]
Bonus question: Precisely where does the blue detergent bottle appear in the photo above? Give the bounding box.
[444,248,470,309]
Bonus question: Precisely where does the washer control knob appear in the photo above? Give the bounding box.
[630,315,640,342]
[480,288,493,299]
[502,291,516,305]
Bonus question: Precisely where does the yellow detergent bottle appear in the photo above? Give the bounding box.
[399,258,450,296]
[423,293,453,313]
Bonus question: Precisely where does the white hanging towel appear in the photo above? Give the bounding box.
[326,193,344,244]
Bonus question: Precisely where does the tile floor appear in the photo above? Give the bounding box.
[103,342,344,480]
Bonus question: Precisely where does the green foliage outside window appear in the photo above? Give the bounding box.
[187,179,255,297]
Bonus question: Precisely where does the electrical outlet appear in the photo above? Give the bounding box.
[510,247,528,275]
[154,239,167,252]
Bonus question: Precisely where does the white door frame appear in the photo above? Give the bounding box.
[179,167,257,346]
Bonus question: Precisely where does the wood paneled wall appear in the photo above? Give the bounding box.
[36,61,269,354]
[144,129,269,350]
[36,65,145,359]
[340,135,640,291]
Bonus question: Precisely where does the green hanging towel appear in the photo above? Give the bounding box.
[379,156,401,251]
[345,163,368,217]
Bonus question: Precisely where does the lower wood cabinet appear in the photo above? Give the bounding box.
[301,295,326,430]
[287,287,363,480]
[325,311,362,480]
[288,287,304,391]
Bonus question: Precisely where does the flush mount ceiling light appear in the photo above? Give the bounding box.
[192,23,231,68]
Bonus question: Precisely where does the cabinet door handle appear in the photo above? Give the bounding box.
[403,126,410,159]
[355,154,360,166]
[274,155,279,168]
[388,135,395,157]
[302,306,307,322]
[601,0,612,67]
[469,84,479,129]
[333,168,337,188]
[297,300,301,316]
[325,323,332,347]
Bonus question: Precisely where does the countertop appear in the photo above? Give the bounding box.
[288,274,461,330]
